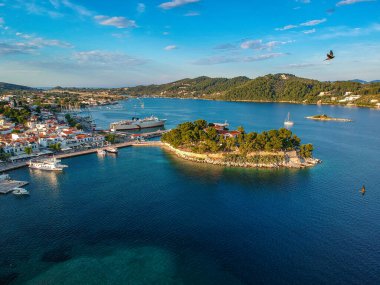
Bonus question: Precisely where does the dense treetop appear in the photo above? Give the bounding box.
[162,119,314,158]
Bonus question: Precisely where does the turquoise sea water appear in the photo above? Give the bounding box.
[1,98,380,284]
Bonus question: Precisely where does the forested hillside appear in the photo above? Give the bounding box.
[126,74,380,107]
[0,82,32,91]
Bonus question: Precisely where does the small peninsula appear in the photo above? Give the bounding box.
[306,114,352,122]
[161,120,321,169]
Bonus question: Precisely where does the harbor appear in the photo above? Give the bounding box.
[0,130,168,174]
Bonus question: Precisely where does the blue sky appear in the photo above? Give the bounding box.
[0,0,379,87]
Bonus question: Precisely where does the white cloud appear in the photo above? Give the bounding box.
[287,63,319,68]
[300,18,327,26]
[48,0,60,9]
[240,40,262,49]
[214,43,237,50]
[137,3,146,13]
[164,45,177,50]
[296,0,311,3]
[246,53,285,61]
[73,50,146,66]
[0,42,36,55]
[184,11,200,16]
[15,32,33,39]
[316,23,380,39]
[240,39,292,50]
[303,28,316,34]
[60,0,92,16]
[276,24,298,31]
[336,0,375,6]
[29,38,73,48]
[94,15,137,29]
[19,1,64,18]
[14,32,72,48]
[159,0,200,10]
[277,19,326,32]
[193,53,286,65]
[0,3,5,7]
[163,31,170,35]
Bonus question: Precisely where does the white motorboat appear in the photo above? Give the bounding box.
[106,147,118,153]
[12,188,29,195]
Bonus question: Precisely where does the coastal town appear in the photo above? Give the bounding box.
[0,105,107,164]
[0,90,168,177]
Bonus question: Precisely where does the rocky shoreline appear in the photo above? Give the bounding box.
[162,143,321,169]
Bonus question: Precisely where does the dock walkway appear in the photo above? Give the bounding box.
[0,180,29,194]
[0,140,164,173]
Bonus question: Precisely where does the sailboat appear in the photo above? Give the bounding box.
[284,112,294,126]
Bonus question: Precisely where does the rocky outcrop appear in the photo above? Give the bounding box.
[162,143,321,169]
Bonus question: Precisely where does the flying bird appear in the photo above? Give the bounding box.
[325,50,335,61]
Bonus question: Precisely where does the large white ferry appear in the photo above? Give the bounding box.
[110,116,166,131]
[28,157,68,171]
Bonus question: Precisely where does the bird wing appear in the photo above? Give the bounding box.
[329,50,334,56]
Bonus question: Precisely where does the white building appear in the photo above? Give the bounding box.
[318,91,332,97]
[2,141,39,156]
[339,95,361,103]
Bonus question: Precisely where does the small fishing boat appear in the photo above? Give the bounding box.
[106,147,118,154]
[12,188,29,195]
[284,112,294,126]
[97,149,106,155]
[360,185,366,195]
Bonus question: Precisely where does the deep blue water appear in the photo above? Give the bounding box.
[1,99,380,285]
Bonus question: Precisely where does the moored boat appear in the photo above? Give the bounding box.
[12,188,29,195]
[97,149,107,155]
[110,116,166,131]
[213,121,229,130]
[284,112,294,126]
[106,147,118,153]
[29,157,68,171]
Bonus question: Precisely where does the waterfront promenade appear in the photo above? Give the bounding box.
[0,140,164,173]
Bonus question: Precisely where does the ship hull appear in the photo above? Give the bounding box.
[29,166,64,171]
[110,120,165,131]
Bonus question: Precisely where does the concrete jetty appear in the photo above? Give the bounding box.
[0,179,29,194]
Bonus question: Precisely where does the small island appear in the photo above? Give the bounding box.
[161,120,321,169]
[306,114,352,122]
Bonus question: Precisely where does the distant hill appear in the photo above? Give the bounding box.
[127,76,250,98]
[350,79,368,84]
[0,82,32,91]
[350,79,380,84]
[126,74,380,104]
